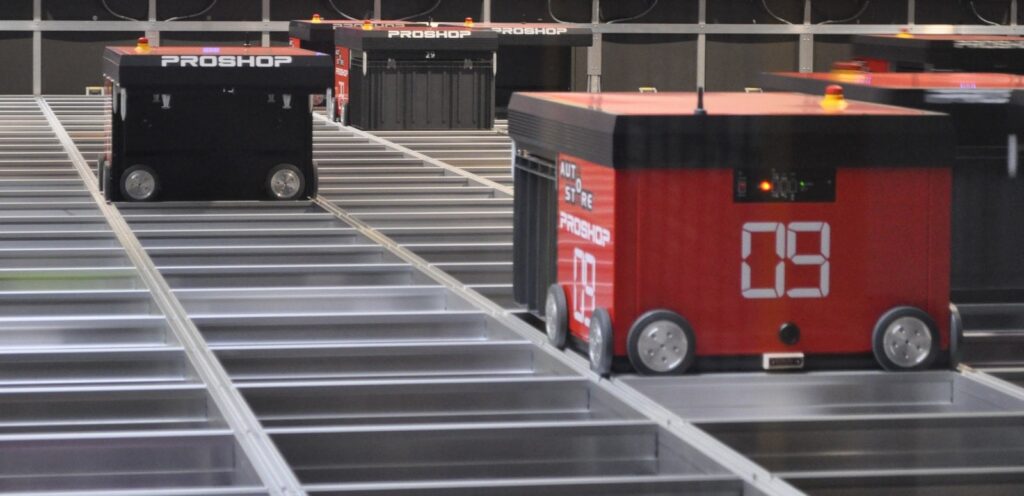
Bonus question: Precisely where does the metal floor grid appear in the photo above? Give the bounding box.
[370,124,513,186]
[26,94,1024,496]
[0,95,270,495]
[313,116,520,312]
[40,95,779,495]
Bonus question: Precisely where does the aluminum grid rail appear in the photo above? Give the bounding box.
[955,302,1024,389]
[0,95,277,495]
[48,94,1024,495]
[331,108,1024,495]
[45,95,109,176]
[314,115,521,311]
[369,123,514,186]
[619,370,1024,495]
[112,198,770,495]
[45,95,787,495]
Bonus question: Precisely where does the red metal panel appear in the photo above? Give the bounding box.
[109,46,316,56]
[557,154,617,345]
[334,46,351,116]
[774,71,1024,89]
[556,159,951,360]
[522,91,937,116]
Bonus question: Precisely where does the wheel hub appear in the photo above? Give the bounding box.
[637,320,687,372]
[270,168,301,199]
[124,169,156,200]
[883,316,933,368]
[545,292,559,342]
[589,321,603,365]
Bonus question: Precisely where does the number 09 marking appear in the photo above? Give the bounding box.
[742,222,830,299]
[573,247,597,325]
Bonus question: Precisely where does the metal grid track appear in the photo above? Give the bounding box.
[619,370,1024,495]
[314,116,520,311]
[45,95,108,176]
[44,95,785,495]
[325,105,1024,495]
[957,303,1024,387]
[113,198,771,494]
[0,95,272,494]
[369,124,514,186]
[45,94,1024,495]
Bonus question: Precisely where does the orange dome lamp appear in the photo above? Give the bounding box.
[820,84,849,112]
[311,13,323,23]
[464,17,474,27]
[135,36,151,53]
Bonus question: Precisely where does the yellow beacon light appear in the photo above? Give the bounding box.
[135,36,151,53]
[820,84,849,113]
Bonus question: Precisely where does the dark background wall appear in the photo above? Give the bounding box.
[2,0,1022,94]
[0,1,32,93]
[706,35,798,91]
[41,32,139,94]
[1,0,32,20]
[601,35,698,92]
[0,33,32,93]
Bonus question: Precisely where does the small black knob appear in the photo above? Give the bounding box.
[779,322,800,345]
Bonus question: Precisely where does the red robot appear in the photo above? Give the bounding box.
[849,34,1024,73]
[509,90,957,375]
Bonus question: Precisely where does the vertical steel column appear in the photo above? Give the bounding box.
[1012,0,1018,26]
[32,0,41,95]
[374,0,382,20]
[482,0,491,23]
[261,0,270,47]
[799,0,813,72]
[697,0,706,89]
[146,0,160,47]
[587,0,602,92]
[908,0,915,26]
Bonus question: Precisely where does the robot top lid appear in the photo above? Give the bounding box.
[334,25,499,51]
[760,71,1024,148]
[437,22,592,47]
[760,71,1024,96]
[289,19,423,43]
[853,34,1024,72]
[508,91,955,170]
[859,34,1024,41]
[103,46,333,90]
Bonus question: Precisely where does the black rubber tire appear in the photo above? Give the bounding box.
[266,163,306,200]
[949,304,963,369]
[588,307,614,377]
[119,164,159,202]
[100,163,114,198]
[96,155,106,192]
[627,309,696,375]
[544,284,569,349]
[872,306,940,371]
[308,159,320,197]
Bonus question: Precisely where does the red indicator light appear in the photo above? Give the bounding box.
[758,180,773,192]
